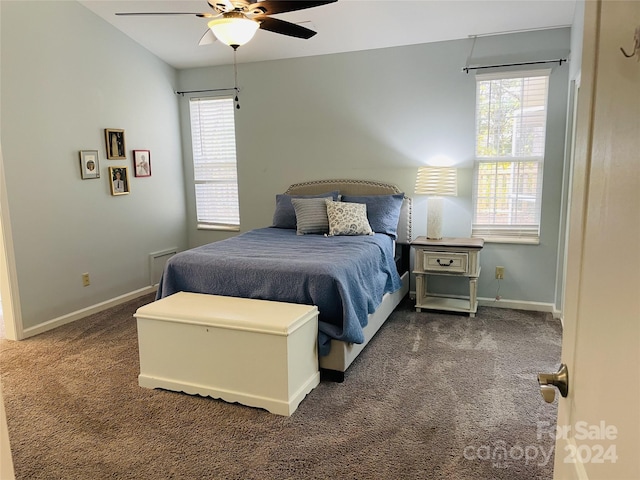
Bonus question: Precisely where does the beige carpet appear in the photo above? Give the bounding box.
[0,294,561,479]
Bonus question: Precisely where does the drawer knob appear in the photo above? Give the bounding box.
[437,259,454,267]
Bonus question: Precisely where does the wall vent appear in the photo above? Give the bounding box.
[149,248,177,287]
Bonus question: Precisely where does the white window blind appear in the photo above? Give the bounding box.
[472,70,550,243]
[189,97,240,230]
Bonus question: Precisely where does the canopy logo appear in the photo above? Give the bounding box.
[463,441,554,469]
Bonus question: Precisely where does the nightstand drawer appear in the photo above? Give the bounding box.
[420,252,469,273]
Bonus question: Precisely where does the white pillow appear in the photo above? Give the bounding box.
[325,200,374,236]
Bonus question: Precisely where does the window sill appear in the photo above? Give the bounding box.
[472,236,540,245]
[197,224,240,232]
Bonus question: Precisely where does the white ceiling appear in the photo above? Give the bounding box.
[80,0,577,69]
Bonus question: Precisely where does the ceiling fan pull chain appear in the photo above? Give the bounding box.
[233,48,240,110]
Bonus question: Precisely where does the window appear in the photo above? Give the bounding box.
[472,70,550,243]
[189,96,240,230]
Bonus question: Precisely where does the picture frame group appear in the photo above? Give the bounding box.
[79,129,151,194]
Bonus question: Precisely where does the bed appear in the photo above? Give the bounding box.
[156,179,412,381]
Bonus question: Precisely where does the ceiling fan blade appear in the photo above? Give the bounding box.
[116,12,199,16]
[208,0,233,13]
[198,29,217,46]
[246,0,337,16]
[256,16,317,39]
[115,12,218,18]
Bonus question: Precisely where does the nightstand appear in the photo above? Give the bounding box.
[411,237,484,317]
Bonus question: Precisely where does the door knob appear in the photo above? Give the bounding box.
[537,363,569,403]
[539,385,556,403]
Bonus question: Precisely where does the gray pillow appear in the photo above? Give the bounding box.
[272,191,339,229]
[291,197,330,235]
[341,193,404,239]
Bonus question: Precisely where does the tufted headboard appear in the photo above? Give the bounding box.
[285,179,412,244]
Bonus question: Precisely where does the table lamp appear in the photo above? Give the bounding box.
[414,166,458,240]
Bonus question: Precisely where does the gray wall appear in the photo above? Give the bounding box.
[1,1,187,329]
[569,0,586,82]
[0,1,572,334]
[178,28,570,305]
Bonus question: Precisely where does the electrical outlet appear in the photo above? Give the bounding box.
[495,266,505,280]
[82,273,90,287]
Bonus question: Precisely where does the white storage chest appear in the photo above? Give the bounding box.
[134,292,320,416]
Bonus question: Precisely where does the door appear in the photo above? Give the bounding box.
[552,1,640,479]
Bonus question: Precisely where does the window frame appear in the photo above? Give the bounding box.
[188,96,240,232]
[471,69,551,244]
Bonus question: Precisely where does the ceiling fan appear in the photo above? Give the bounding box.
[116,0,338,49]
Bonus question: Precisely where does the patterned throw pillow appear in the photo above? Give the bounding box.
[325,200,374,236]
[291,197,331,235]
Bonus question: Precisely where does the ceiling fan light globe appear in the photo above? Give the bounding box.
[208,13,259,47]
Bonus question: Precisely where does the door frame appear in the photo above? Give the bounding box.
[553,1,597,476]
[0,143,22,341]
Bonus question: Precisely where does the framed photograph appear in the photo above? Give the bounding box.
[105,128,126,160]
[133,150,151,177]
[79,150,100,179]
[109,166,130,196]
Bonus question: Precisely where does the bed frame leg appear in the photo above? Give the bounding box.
[320,369,345,383]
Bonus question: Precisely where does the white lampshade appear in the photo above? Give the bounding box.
[414,167,458,196]
[208,13,260,48]
[414,167,458,240]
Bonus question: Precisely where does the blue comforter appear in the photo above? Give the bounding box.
[156,227,402,355]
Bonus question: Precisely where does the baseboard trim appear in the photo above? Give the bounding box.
[22,286,157,339]
[552,307,564,322]
[25,288,557,340]
[409,291,555,314]
[477,296,555,313]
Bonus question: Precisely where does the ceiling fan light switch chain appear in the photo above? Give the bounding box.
[233,50,240,110]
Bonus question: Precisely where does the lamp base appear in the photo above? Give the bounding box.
[427,197,443,240]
